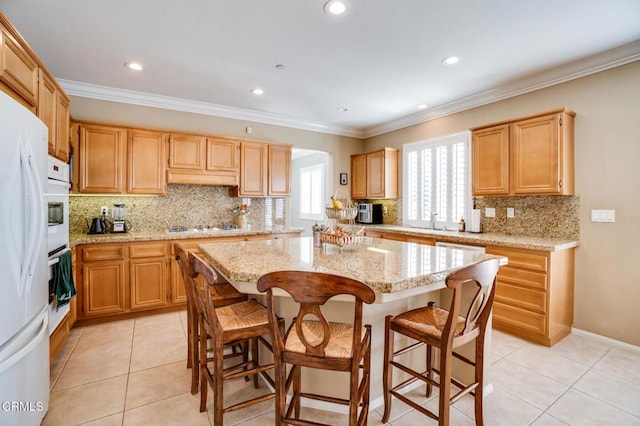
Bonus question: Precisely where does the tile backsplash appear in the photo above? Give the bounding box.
[69,185,286,233]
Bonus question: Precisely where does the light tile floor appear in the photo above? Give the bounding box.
[45,311,640,425]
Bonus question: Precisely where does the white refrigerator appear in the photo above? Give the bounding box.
[0,91,50,424]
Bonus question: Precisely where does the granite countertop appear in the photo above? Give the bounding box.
[69,226,304,246]
[199,236,506,302]
[364,225,579,251]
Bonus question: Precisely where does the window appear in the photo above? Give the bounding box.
[299,163,325,221]
[403,131,470,230]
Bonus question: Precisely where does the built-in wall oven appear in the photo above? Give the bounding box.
[46,156,70,335]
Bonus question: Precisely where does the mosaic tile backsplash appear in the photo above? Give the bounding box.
[69,185,285,233]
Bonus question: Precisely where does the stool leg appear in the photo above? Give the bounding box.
[213,338,224,425]
[293,365,302,419]
[438,347,452,426]
[251,338,260,388]
[426,343,433,397]
[349,354,359,425]
[474,332,486,426]
[199,320,208,412]
[382,315,394,423]
[361,331,371,426]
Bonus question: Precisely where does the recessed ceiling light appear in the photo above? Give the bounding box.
[124,62,143,71]
[250,88,264,95]
[417,104,428,109]
[337,107,348,112]
[441,56,460,65]
[275,64,285,70]
[324,0,350,15]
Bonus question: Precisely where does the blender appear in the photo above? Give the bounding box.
[111,203,131,233]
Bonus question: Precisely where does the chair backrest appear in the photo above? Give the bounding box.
[443,258,500,341]
[257,271,375,358]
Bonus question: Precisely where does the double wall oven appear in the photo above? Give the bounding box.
[46,156,70,335]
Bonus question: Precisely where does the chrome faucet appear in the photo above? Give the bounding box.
[430,212,438,229]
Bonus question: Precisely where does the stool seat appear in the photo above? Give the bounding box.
[392,305,466,339]
[285,320,366,359]
[216,300,269,331]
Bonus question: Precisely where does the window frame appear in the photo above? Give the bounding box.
[402,131,471,230]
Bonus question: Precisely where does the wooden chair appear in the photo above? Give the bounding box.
[257,270,376,426]
[187,249,283,425]
[382,258,500,426]
[174,243,248,395]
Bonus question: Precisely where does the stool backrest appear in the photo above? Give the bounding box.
[444,258,500,341]
[257,271,375,358]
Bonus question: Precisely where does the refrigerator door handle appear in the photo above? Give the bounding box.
[19,135,45,295]
[0,310,48,375]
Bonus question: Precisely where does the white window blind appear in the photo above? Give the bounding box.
[403,131,470,230]
[299,163,324,221]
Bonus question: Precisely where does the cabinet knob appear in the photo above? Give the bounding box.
[559,180,563,188]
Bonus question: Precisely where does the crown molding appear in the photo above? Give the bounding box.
[60,41,640,141]
[59,80,366,139]
[362,40,640,138]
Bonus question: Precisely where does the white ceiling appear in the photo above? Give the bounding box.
[3,0,639,138]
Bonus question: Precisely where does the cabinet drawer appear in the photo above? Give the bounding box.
[129,242,168,258]
[497,266,547,290]
[487,247,548,272]
[82,245,125,261]
[495,282,547,313]
[493,302,546,335]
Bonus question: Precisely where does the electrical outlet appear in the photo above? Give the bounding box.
[100,206,108,216]
[383,206,388,214]
[507,207,515,218]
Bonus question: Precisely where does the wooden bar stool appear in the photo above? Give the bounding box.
[382,258,500,425]
[174,243,248,395]
[182,247,283,425]
[257,270,376,426]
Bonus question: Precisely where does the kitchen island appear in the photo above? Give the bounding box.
[199,236,506,411]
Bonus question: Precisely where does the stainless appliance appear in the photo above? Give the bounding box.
[356,203,383,224]
[0,91,50,425]
[46,156,71,336]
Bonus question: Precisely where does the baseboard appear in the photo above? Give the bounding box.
[571,327,640,353]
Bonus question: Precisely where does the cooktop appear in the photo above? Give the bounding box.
[166,224,238,233]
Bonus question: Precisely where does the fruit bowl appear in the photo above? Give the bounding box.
[325,206,358,221]
[320,226,366,248]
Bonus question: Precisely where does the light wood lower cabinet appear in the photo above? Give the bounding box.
[487,245,574,347]
[129,242,169,310]
[364,230,435,246]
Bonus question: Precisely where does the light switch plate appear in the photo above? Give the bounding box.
[507,207,515,218]
[591,209,616,223]
[485,207,495,218]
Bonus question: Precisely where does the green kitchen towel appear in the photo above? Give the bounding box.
[53,250,76,309]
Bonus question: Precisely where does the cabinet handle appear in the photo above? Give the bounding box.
[559,180,563,188]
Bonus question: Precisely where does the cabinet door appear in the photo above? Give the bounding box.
[472,124,510,195]
[38,69,56,156]
[511,113,561,194]
[170,258,188,304]
[239,141,267,196]
[0,27,38,107]
[55,90,70,162]
[351,154,367,199]
[82,261,126,317]
[79,124,126,193]
[169,134,205,170]
[206,137,238,172]
[130,257,168,310]
[366,150,385,198]
[268,144,291,196]
[128,130,166,194]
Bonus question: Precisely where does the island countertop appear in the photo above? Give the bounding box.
[199,236,505,303]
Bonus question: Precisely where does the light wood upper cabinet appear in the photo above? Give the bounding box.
[128,129,166,195]
[78,124,127,194]
[38,69,56,154]
[351,147,398,199]
[472,124,510,195]
[54,90,70,162]
[238,141,268,196]
[38,69,70,162]
[0,24,38,108]
[471,109,575,196]
[167,135,239,186]
[268,144,291,196]
[168,134,206,170]
[207,137,238,172]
